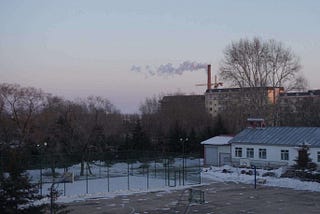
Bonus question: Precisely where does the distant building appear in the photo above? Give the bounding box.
[278,90,320,125]
[205,87,284,117]
[279,90,320,110]
[160,95,205,114]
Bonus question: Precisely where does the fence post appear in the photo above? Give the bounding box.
[154,160,157,178]
[167,159,170,186]
[64,167,66,196]
[199,158,201,184]
[182,157,185,186]
[127,162,130,190]
[146,165,149,190]
[86,163,88,194]
[164,159,167,186]
[179,167,181,186]
[40,157,43,196]
[254,165,257,189]
[107,164,110,192]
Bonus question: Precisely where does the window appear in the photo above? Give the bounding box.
[281,150,289,161]
[259,149,267,159]
[235,147,242,157]
[317,151,320,162]
[247,148,254,158]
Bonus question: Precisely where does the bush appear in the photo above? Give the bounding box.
[246,170,253,175]
[222,169,232,173]
[262,172,276,177]
[281,167,320,182]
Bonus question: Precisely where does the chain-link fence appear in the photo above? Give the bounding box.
[1,152,202,197]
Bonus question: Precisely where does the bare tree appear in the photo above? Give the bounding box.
[139,95,161,115]
[218,38,305,128]
[219,37,302,89]
[286,74,309,92]
[70,96,121,175]
[0,83,47,145]
[139,95,163,152]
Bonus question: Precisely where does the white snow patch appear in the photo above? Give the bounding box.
[32,161,320,205]
[202,165,320,192]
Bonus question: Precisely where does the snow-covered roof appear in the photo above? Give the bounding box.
[201,136,233,145]
[230,127,320,147]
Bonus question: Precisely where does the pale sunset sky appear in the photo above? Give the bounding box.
[1,0,320,113]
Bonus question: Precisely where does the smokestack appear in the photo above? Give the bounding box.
[207,64,211,90]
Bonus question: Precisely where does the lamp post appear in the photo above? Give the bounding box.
[180,137,188,185]
[37,142,47,195]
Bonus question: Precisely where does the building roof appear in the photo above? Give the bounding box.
[206,86,283,93]
[280,90,320,97]
[230,127,320,147]
[201,136,233,145]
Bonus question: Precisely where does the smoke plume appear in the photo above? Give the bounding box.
[131,61,207,77]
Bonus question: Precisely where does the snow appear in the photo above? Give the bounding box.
[27,158,201,204]
[201,165,320,192]
[29,161,320,204]
[200,136,233,145]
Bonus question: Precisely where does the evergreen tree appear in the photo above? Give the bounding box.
[294,143,317,171]
[0,149,46,213]
[213,115,228,136]
[168,121,187,153]
[187,128,197,154]
[131,120,150,152]
[48,184,70,214]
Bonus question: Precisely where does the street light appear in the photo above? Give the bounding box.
[37,142,47,195]
[180,137,188,185]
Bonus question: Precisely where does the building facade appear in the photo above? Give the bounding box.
[160,95,205,114]
[278,90,320,126]
[201,136,233,166]
[229,127,320,168]
[205,87,283,117]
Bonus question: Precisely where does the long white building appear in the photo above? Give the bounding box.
[229,126,320,168]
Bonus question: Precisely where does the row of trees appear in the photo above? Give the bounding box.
[138,94,226,154]
[0,83,125,173]
[0,84,220,166]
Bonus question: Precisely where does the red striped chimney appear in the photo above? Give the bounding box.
[207,64,211,90]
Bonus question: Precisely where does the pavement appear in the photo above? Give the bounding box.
[65,181,320,214]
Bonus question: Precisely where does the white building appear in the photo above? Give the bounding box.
[201,136,233,166]
[229,127,320,168]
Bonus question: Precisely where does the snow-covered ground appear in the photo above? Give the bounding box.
[201,165,320,192]
[28,158,201,204]
[34,162,320,204]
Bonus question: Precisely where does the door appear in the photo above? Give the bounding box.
[205,146,218,165]
[219,153,231,166]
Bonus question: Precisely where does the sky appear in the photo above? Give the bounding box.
[1,0,320,113]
